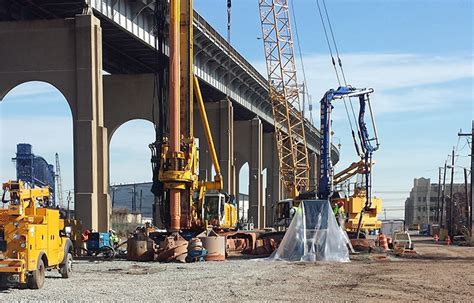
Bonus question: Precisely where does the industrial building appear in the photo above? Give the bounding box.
[12,143,56,203]
[404,177,469,226]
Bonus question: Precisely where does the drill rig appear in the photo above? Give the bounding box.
[149,0,237,233]
[318,86,381,236]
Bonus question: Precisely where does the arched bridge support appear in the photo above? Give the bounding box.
[234,118,263,229]
[263,132,281,227]
[0,15,110,231]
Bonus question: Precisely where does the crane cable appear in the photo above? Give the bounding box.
[321,0,359,127]
[226,0,232,100]
[315,0,362,157]
[289,0,310,118]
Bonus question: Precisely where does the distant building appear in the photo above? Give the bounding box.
[12,143,55,203]
[110,182,154,219]
[404,177,469,226]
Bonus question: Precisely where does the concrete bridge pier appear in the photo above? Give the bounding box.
[235,118,264,229]
[0,15,110,231]
[263,133,281,227]
[194,100,235,195]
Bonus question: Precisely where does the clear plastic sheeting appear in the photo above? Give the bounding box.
[270,200,350,262]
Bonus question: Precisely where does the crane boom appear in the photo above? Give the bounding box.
[55,153,63,208]
[258,0,310,198]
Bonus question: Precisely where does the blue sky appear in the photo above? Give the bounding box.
[1,0,472,218]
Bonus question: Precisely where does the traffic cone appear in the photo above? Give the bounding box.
[378,233,389,251]
[445,236,451,246]
[433,234,439,242]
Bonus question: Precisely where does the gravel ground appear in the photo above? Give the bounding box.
[1,238,473,302]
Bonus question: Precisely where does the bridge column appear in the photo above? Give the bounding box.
[194,99,235,195]
[263,133,281,227]
[73,15,110,232]
[235,118,263,229]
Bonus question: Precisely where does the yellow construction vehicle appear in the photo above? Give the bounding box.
[337,188,382,233]
[333,160,382,235]
[150,0,237,232]
[0,180,73,289]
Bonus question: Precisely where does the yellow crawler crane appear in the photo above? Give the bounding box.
[0,180,73,289]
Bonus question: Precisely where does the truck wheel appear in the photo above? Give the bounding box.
[60,253,73,278]
[27,259,45,289]
[0,273,7,289]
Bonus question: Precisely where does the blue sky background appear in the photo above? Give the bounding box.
[1,0,472,218]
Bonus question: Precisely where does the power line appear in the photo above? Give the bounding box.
[314,0,362,156]
[289,0,310,117]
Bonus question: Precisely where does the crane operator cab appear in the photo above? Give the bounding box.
[202,192,237,229]
[274,199,297,230]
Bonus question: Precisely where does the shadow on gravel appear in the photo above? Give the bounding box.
[399,255,474,261]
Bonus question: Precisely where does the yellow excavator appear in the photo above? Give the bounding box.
[0,180,73,289]
[149,0,237,232]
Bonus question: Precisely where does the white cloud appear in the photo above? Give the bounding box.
[252,53,473,116]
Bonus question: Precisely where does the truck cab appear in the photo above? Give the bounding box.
[0,180,73,289]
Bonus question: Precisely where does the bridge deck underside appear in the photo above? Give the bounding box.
[0,0,339,161]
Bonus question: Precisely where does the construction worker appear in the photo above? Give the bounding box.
[109,229,119,249]
[81,229,91,256]
[333,201,345,227]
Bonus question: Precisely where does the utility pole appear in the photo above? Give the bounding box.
[440,161,447,227]
[436,167,442,222]
[139,189,143,214]
[66,191,72,219]
[111,186,116,209]
[458,126,473,236]
[131,184,137,213]
[464,168,470,236]
[448,148,455,239]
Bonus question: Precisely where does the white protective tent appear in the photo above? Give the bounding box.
[270,199,350,262]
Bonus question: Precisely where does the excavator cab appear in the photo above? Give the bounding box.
[202,193,224,226]
[274,199,295,229]
[202,193,237,229]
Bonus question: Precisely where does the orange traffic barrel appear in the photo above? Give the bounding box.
[445,236,451,246]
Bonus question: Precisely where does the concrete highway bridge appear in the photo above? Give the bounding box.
[0,0,338,230]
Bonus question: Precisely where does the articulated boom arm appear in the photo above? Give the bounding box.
[333,160,373,186]
[318,86,375,200]
[2,180,50,215]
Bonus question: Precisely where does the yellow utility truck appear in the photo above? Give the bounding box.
[0,180,73,289]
